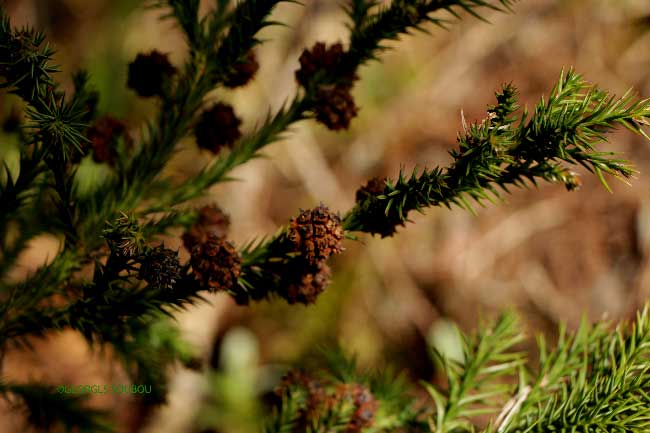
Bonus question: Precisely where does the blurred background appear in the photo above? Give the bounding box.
[2,0,650,432]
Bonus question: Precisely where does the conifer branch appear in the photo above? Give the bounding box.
[145,95,309,212]
[344,70,649,237]
[4,2,650,431]
[0,250,80,347]
[264,389,306,433]
[424,312,525,433]
[345,0,516,67]
[222,70,650,306]
[265,349,422,433]
[76,0,287,249]
[0,267,208,343]
[152,0,202,47]
[142,0,515,213]
[0,8,90,248]
[262,307,650,433]
[495,307,650,433]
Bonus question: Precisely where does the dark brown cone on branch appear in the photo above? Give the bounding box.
[358,214,404,239]
[295,42,356,86]
[276,370,326,421]
[275,371,377,431]
[86,115,130,165]
[354,177,404,238]
[355,177,387,202]
[195,103,242,154]
[138,245,182,290]
[335,384,379,433]
[287,204,344,266]
[224,50,259,88]
[183,205,231,251]
[314,84,358,131]
[295,41,359,130]
[190,234,241,293]
[127,50,177,98]
[283,262,331,305]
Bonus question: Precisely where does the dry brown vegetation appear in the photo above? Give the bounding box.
[3,0,650,432]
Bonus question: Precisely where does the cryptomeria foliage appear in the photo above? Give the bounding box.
[262,306,650,433]
[1,0,650,432]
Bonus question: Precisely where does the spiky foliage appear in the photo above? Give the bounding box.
[0,8,90,251]
[145,0,516,211]
[260,305,650,433]
[345,0,516,67]
[344,70,649,237]
[425,312,525,432]
[493,308,650,433]
[264,348,423,433]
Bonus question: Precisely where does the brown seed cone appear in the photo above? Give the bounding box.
[138,245,181,290]
[295,42,356,87]
[277,370,327,423]
[190,234,241,293]
[295,41,359,130]
[223,50,259,88]
[195,103,242,154]
[86,115,130,164]
[183,205,231,251]
[354,177,404,238]
[314,84,358,131]
[127,50,177,98]
[283,261,331,305]
[287,204,344,266]
[335,384,379,433]
[355,177,387,202]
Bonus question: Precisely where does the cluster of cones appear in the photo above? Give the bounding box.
[273,369,379,433]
